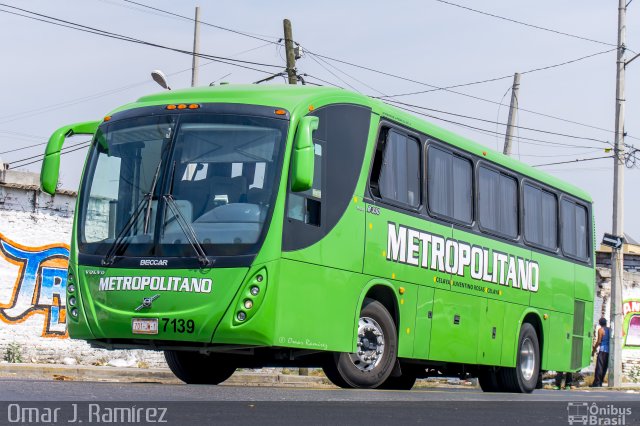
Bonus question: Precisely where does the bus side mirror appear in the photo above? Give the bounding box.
[41,121,100,195]
[290,116,318,192]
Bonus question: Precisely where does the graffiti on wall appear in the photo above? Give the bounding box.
[624,299,640,347]
[0,232,69,337]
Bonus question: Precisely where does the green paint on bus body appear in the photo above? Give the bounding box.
[56,84,594,378]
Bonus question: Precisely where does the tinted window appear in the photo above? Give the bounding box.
[524,184,557,249]
[561,199,589,259]
[284,104,371,251]
[478,167,518,238]
[428,146,472,223]
[376,130,420,207]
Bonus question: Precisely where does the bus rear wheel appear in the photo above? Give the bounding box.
[164,350,236,385]
[322,298,398,389]
[497,323,540,393]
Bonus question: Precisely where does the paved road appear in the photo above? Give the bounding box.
[1,379,639,425]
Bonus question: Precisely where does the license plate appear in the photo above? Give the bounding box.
[132,318,158,335]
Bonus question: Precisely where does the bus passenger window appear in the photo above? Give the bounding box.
[561,199,588,259]
[427,146,472,223]
[478,167,518,238]
[371,129,420,208]
[524,184,557,250]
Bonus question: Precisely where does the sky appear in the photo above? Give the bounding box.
[0,0,639,241]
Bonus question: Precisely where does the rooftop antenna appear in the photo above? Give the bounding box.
[151,70,171,90]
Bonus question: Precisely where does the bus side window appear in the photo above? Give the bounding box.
[561,199,589,260]
[287,141,323,226]
[370,128,420,208]
[523,184,557,250]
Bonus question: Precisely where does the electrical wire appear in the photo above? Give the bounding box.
[531,155,614,167]
[0,141,49,155]
[434,0,616,47]
[305,51,388,97]
[383,101,604,150]
[0,4,281,72]
[305,53,361,93]
[0,40,273,126]
[383,98,613,146]
[10,141,92,169]
[121,0,281,45]
[378,48,616,99]
[301,74,345,89]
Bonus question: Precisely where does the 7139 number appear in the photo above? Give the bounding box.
[161,318,195,334]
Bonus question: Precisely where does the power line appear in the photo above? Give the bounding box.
[305,51,388,97]
[383,98,613,146]
[305,47,622,136]
[379,48,616,99]
[434,0,616,47]
[0,4,281,72]
[531,155,614,167]
[385,101,604,150]
[0,40,273,127]
[85,1,631,141]
[0,141,48,155]
[121,0,281,45]
[9,141,91,169]
[300,74,344,89]
[305,53,361,93]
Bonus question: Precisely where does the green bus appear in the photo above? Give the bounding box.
[41,85,595,392]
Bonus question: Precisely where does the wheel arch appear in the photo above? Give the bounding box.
[352,280,399,351]
[520,310,545,367]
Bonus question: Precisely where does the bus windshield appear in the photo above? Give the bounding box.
[77,112,287,260]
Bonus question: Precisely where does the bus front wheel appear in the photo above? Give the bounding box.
[164,350,236,385]
[322,298,398,389]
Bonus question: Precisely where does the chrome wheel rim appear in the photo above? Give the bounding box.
[349,316,385,371]
[519,337,535,381]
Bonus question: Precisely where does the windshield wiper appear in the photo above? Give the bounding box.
[163,194,212,268]
[102,162,162,266]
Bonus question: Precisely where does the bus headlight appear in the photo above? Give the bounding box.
[69,297,76,307]
[68,284,75,293]
[233,268,268,325]
[71,308,79,318]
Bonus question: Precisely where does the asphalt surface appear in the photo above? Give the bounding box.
[1,378,639,425]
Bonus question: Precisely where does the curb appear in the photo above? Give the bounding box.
[1,364,637,391]
[0,364,332,388]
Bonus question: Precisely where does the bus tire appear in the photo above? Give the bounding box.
[497,323,540,393]
[477,367,500,392]
[322,298,398,389]
[164,350,236,385]
[379,373,417,390]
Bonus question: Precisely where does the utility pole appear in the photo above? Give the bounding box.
[609,0,626,388]
[283,19,298,85]
[191,6,201,87]
[503,72,520,156]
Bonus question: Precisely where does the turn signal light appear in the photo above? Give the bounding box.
[166,104,200,110]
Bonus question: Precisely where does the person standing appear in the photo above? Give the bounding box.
[591,317,610,387]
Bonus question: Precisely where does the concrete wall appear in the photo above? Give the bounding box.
[0,176,164,367]
[595,263,640,378]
